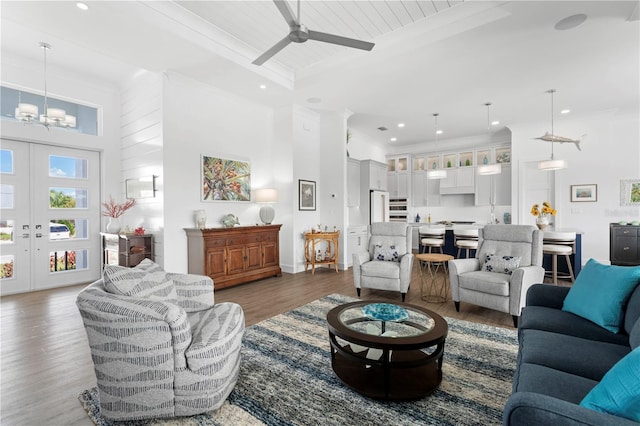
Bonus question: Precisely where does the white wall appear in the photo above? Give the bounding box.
[510,109,640,264]
[162,72,275,273]
[120,71,164,265]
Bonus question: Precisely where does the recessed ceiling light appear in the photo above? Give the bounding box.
[555,14,587,31]
[436,130,443,135]
[491,120,500,126]
[397,123,405,128]
[390,137,397,142]
[76,2,89,11]
[306,97,322,104]
[560,109,571,114]
[259,84,267,89]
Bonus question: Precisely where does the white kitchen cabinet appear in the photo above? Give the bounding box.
[412,171,441,207]
[361,160,386,191]
[346,226,368,267]
[387,155,409,198]
[439,168,475,194]
[347,158,361,207]
[476,164,511,206]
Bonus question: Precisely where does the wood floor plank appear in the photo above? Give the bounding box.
[0,262,540,425]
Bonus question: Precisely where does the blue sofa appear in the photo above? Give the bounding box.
[503,283,640,425]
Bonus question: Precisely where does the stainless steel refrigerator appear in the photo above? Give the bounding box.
[370,190,390,223]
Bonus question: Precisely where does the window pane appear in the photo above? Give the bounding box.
[0,255,14,279]
[0,220,14,244]
[49,249,88,273]
[49,219,88,240]
[49,188,88,209]
[0,184,14,209]
[49,155,88,179]
[0,150,13,174]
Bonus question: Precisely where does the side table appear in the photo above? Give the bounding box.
[304,231,340,274]
[416,253,453,303]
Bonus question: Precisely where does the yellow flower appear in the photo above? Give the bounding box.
[531,202,557,217]
[530,204,540,216]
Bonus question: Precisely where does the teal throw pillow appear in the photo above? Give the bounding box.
[562,259,640,333]
[580,347,640,421]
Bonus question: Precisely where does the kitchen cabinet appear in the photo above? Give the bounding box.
[412,171,440,207]
[387,155,409,198]
[347,225,368,267]
[347,158,361,207]
[439,167,475,194]
[476,164,511,206]
[185,225,281,289]
[360,160,386,191]
[610,224,640,266]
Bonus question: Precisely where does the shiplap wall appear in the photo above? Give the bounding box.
[120,72,164,266]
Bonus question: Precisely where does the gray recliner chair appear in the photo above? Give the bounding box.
[448,225,544,327]
[76,259,245,422]
[353,222,414,302]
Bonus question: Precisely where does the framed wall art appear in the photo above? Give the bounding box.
[620,179,640,206]
[298,179,316,211]
[201,155,251,202]
[570,184,597,202]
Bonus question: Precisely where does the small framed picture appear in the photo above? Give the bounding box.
[298,179,316,211]
[621,179,640,206]
[570,184,597,202]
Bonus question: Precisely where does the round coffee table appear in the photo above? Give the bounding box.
[327,301,448,400]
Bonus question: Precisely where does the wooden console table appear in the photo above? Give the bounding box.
[185,225,281,289]
[304,231,340,274]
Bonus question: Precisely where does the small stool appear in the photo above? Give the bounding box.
[416,253,454,303]
[543,231,576,284]
[454,227,479,259]
[418,226,445,254]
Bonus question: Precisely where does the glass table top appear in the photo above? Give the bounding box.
[338,302,436,338]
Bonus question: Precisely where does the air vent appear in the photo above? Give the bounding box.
[377,126,388,131]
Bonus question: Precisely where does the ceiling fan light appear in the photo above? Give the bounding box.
[478,164,502,175]
[427,169,447,180]
[538,159,567,170]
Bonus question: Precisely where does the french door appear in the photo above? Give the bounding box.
[0,139,101,295]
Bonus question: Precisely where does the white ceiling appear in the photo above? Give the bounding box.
[2,1,639,147]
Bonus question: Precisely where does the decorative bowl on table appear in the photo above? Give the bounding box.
[362,303,409,322]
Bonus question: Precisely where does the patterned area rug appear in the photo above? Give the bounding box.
[79,294,518,425]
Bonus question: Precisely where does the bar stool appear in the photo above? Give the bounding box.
[543,231,576,284]
[454,227,479,259]
[418,226,446,254]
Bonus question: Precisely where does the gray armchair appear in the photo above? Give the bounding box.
[353,222,414,301]
[76,260,245,422]
[448,225,544,327]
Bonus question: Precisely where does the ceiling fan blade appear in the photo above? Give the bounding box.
[252,36,292,65]
[273,0,297,27]
[307,30,375,51]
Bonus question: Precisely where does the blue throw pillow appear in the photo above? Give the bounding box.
[580,347,640,421]
[562,258,640,333]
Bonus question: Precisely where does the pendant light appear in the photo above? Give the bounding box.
[427,113,447,180]
[478,102,502,176]
[538,89,567,170]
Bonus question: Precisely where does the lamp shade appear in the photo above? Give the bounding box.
[254,188,278,203]
[538,159,567,170]
[477,164,502,175]
[427,169,447,180]
[16,103,38,119]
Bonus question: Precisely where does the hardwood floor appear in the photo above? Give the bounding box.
[0,263,531,425]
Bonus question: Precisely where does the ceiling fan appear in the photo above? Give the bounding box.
[252,0,375,66]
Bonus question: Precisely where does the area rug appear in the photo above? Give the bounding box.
[79,294,518,425]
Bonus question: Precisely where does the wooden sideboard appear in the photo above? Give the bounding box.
[185,225,282,289]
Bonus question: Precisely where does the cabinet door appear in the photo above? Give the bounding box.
[387,173,398,197]
[426,177,441,206]
[495,165,512,205]
[457,168,475,188]
[397,172,409,198]
[412,172,426,206]
[371,163,387,190]
[475,173,491,206]
[262,241,279,267]
[226,245,246,275]
[440,171,456,189]
[245,243,262,271]
[205,247,227,279]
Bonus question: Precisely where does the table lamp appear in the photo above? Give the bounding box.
[254,188,278,225]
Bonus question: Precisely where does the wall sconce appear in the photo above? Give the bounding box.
[254,188,278,225]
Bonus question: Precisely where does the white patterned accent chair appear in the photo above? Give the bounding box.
[449,225,544,327]
[353,222,414,302]
[76,259,245,422]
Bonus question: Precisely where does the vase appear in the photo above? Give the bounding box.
[194,210,207,229]
[106,217,121,234]
[536,214,550,231]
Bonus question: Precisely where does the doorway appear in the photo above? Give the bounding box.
[0,139,101,295]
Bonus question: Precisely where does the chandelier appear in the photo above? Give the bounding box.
[14,42,76,129]
[477,102,502,176]
[427,113,447,180]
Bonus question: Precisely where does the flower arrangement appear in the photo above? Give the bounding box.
[102,195,136,218]
[530,201,557,217]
